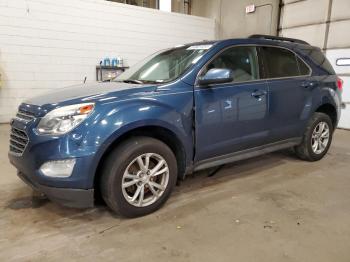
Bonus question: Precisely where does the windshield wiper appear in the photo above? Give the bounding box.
[140,80,163,84]
[122,79,144,84]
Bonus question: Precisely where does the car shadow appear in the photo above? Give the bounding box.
[174,148,297,194]
[4,149,301,222]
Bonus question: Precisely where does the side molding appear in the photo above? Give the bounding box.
[193,138,302,172]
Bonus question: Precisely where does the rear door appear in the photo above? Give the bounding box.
[259,46,314,141]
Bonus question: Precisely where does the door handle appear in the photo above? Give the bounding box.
[251,90,267,99]
[301,81,317,89]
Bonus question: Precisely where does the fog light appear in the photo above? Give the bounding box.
[40,159,76,178]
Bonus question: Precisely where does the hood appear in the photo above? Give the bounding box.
[25,82,157,107]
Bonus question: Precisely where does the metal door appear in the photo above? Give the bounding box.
[327,49,350,129]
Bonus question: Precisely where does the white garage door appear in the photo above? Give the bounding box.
[279,0,350,130]
[327,50,350,129]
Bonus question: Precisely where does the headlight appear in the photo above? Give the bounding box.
[37,103,95,135]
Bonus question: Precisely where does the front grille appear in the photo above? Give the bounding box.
[15,109,36,123]
[9,127,29,155]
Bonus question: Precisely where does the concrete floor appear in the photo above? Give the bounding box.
[1,124,350,262]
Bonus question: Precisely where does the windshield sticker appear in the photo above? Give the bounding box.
[187,44,213,50]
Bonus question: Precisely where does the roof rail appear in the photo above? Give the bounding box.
[249,34,310,45]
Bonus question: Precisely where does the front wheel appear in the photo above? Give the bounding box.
[100,137,177,217]
[295,112,333,161]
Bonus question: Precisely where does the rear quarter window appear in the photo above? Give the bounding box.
[309,48,336,75]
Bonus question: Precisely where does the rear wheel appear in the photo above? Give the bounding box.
[100,137,177,217]
[295,112,333,161]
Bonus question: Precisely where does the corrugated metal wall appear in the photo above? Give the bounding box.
[280,0,350,129]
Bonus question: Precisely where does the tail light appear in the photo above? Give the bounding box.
[337,77,343,91]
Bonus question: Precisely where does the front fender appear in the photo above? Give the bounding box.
[83,98,193,187]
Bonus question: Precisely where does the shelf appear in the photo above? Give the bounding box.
[96,66,129,70]
[96,65,129,82]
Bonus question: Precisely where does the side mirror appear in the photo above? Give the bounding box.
[197,68,233,86]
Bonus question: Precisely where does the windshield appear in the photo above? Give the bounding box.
[115,44,213,84]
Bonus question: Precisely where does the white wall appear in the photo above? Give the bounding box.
[0,0,216,123]
[191,0,280,39]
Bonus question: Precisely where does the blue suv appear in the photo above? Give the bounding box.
[9,35,343,217]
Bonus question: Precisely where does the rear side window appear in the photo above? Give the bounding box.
[260,46,310,78]
[297,56,310,75]
[309,49,335,75]
[204,46,259,82]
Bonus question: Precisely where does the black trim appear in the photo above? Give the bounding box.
[194,138,302,171]
[256,46,268,79]
[17,172,94,209]
[336,58,350,66]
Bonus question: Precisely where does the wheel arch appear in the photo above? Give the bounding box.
[93,124,188,198]
[315,103,338,129]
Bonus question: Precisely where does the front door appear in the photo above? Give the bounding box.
[194,46,269,162]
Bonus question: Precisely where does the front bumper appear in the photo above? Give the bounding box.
[9,138,98,208]
[17,171,94,208]
[8,103,100,208]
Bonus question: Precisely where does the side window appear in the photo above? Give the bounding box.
[204,46,259,82]
[261,46,300,78]
[296,56,311,75]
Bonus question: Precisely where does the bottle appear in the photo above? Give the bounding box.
[118,57,123,67]
[111,58,118,67]
[103,58,110,67]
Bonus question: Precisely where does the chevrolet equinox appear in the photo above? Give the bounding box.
[9,35,343,217]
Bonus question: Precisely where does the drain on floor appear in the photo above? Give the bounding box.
[6,195,49,209]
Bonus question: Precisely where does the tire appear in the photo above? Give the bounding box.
[295,112,333,161]
[100,137,177,217]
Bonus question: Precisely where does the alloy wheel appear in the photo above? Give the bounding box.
[311,121,330,154]
[121,153,169,207]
